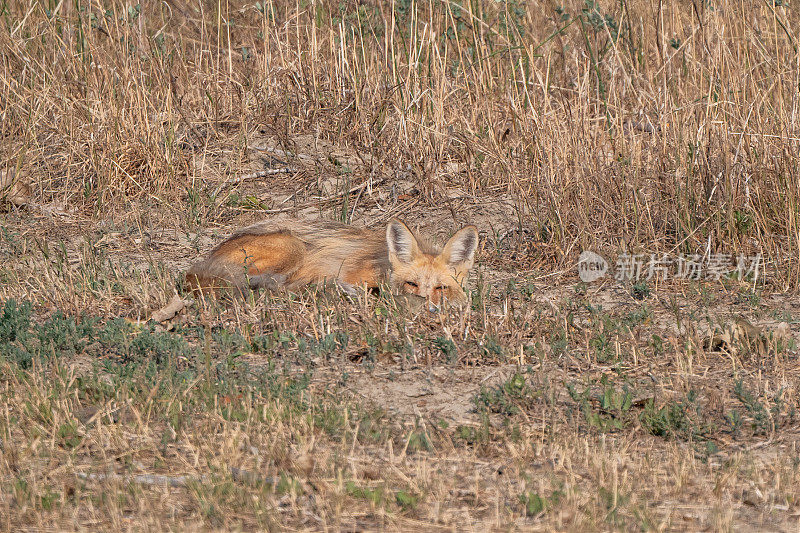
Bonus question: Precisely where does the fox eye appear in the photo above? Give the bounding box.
[434,285,446,291]
[405,281,419,288]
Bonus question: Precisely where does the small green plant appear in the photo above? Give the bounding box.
[39,488,61,511]
[598,485,630,525]
[56,421,82,449]
[581,1,618,38]
[480,336,504,358]
[650,334,664,356]
[275,473,303,496]
[733,209,753,234]
[631,281,650,300]
[640,399,689,438]
[0,299,34,367]
[345,481,385,507]
[405,427,433,454]
[455,422,490,445]
[37,311,96,358]
[239,195,270,210]
[395,490,418,510]
[639,390,713,442]
[735,288,761,308]
[0,299,32,343]
[549,327,569,356]
[567,377,635,432]
[726,409,742,434]
[474,374,539,418]
[623,305,651,327]
[731,380,792,435]
[520,491,548,516]
[433,336,458,363]
[589,330,615,362]
[519,490,562,516]
[311,331,349,358]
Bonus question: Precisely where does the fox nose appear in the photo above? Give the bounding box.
[425,291,445,312]
[426,294,442,313]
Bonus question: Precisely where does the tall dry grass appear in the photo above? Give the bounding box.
[2,0,799,284]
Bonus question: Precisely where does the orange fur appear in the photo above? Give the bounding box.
[186,219,479,305]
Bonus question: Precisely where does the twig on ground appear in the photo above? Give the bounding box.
[212,168,298,197]
[77,467,279,488]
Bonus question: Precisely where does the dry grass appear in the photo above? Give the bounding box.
[2,0,800,530]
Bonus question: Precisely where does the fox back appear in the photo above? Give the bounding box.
[186,218,479,304]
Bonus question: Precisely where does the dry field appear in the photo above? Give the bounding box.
[2,0,800,530]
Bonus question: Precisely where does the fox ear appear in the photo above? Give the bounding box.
[386,219,420,264]
[441,226,478,270]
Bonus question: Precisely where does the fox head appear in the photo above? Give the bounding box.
[386,219,479,306]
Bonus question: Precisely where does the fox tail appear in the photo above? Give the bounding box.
[185,257,287,296]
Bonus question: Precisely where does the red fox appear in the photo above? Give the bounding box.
[185,218,479,305]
